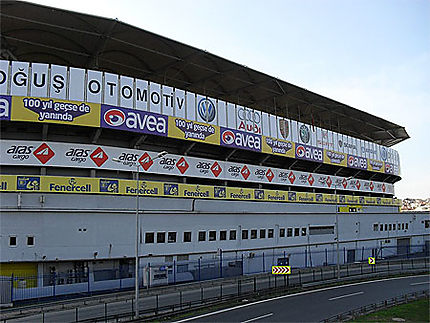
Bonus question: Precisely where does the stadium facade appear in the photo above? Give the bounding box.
[0,1,429,295]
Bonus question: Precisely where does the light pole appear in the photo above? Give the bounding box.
[335,176,353,280]
[113,150,167,319]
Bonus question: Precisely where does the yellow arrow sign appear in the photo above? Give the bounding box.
[368,257,376,265]
[272,266,291,274]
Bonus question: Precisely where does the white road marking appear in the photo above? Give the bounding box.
[410,281,429,286]
[328,291,364,301]
[241,313,273,323]
[173,274,427,323]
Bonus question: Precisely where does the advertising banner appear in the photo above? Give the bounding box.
[262,136,295,158]
[168,116,220,144]
[0,174,400,206]
[323,150,347,167]
[101,104,168,137]
[10,95,100,127]
[0,60,400,177]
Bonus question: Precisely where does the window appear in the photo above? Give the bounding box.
[27,236,35,246]
[145,232,154,243]
[402,223,405,230]
[220,230,227,240]
[168,232,177,243]
[251,229,257,239]
[229,230,237,240]
[392,223,396,230]
[260,229,266,239]
[373,224,379,231]
[279,228,285,238]
[242,230,248,240]
[380,224,384,231]
[198,231,206,242]
[309,226,335,235]
[209,231,216,241]
[398,223,401,230]
[294,228,300,237]
[287,228,293,237]
[405,223,408,230]
[385,224,388,231]
[389,224,392,231]
[9,236,17,247]
[183,231,191,242]
[301,228,307,236]
[425,220,430,229]
[268,229,274,238]
[157,232,166,243]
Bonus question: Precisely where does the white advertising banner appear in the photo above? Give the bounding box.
[119,75,134,109]
[217,99,227,128]
[135,78,148,111]
[0,60,10,95]
[261,112,270,137]
[149,81,161,113]
[86,70,103,104]
[174,88,186,118]
[10,61,29,96]
[186,91,195,120]
[103,72,119,106]
[0,139,394,194]
[30,63,49,98]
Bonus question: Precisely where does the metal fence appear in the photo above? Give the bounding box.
[322,289,430,322]
[2,244,429,303]
[2,256,428,323]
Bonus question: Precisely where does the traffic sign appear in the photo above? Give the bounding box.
[272,266,291,275]
[368,257,376,265]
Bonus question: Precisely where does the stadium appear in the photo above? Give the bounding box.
[1,1,428,302]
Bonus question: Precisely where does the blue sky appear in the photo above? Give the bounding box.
[32,0,430,198]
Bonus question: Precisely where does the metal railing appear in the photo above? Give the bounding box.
[1,256,429,322]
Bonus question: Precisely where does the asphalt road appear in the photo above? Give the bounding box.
[176,275,430,322]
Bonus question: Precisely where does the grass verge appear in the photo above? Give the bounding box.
[351,298,429,322]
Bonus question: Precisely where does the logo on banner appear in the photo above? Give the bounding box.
[159,157,176,171]
[299,125,310,143]
[241,165,250,180]
[211,161,222,177]
[254,189,265,200]
[214,187,226,198]
[326,151,345,164]
[33,143,55,164]
[176,157,189,174]
[342,178,348,189]
[380,147,387,161]
[138,152,153,171]
[288,192,297,201]
[0,95,11,121]
[264,137,293,155]
[369,159,383,171]
[99,179,118,193]
[6,144,34,161]
[326,176,332,188]
[220,127,261,152]
[308,174,314,186]
[164,183,178,196]
[382,183,386,192]
[316,194,323,202]
[288,171,296,184]
[266,169,274,182]
[101,105,168,136]
[104,108,126,126]
[197,98,216,122]
[355,180,361,190]
[237,107,261,134]
[279,119,289,139]
[196,161,211,175]
[17,176,40,190]
[90,147,108,167]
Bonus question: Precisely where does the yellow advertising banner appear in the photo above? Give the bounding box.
[262,136,295,158]
[11,96,100,127]
[179,184,214,199]
[0,175,398,207]
[367,159,385,173]
[365,196,377,205]
[42,176,98,193]
[346,195,360,204]
[322,193,337,204]
[263,189,288,202]
[226,187,254,201]
[120,180,163,196]
[323,150,347,167]
[0,175,17,191]
[296,192,316,203]
[168,117,220,145]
